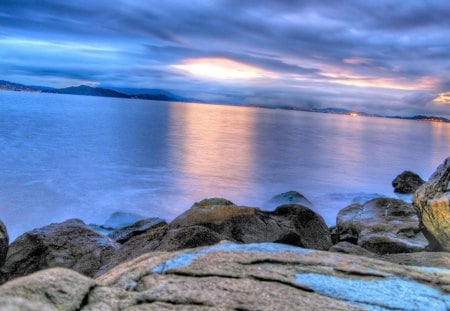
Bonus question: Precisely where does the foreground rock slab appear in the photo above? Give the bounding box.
[1,242,449,310]
[414,157,450,251]
[337,198,428,254]
[0,219,119,283]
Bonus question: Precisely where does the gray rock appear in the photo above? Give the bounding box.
[381,252,450,269]
[1,219,119,283]
[337,198,429,254]
[0,268,95,311]
[0,219,8,267]
[108,217,166,243]
[392,170,425,194]
[2,243,449,310]
[269,190,313,207]
[414,157,450,251]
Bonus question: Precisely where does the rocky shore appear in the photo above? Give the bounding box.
[0,157,449,310]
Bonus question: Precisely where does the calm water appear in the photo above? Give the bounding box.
[1,91,449,240]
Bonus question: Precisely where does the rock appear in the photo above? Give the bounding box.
[1,219,119,283]
[336,198,429,254]
[103,211,146,229]
[98,199,332,274]
[96,222,170,276]
[269,190,313,207]
[171,199,332,249]
[0,268,95,311]
[2,243,449,310]
[329,241,378,258]
[414,157,450,251]
[108,217,166,243]
[0,219,8,267]
[381,252,450,269]
[392,170,425,193]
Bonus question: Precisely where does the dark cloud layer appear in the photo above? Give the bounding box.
[1,0,449,117]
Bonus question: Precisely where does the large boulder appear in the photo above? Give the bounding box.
[336,198,429,254]
[3,242,449,310]
[170,198,332,249]
[0,219,119,283]
[0,220,8,267]
[98,198,332,274]
[392,171,425,194]
[414,157,450,251]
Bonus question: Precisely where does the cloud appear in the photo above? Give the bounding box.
[0,0,449,117]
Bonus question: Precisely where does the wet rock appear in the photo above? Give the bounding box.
[103,211,146,229]
[337,198,429,254]
[1,219,119,282]
[0,268,95,311]
[392,170,425,194]
[108,217,166,243]
[96,222,169,276]
[414,157,450,251]
[171,198,332,249]
[2,243,449,310]
[98,199,332,274]
[0,219,8,267]
[269,190,313,207]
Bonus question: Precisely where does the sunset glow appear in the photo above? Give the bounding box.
[433,92,450,104]
[172,58,273,80]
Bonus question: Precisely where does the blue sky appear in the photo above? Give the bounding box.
[1,0,449,117]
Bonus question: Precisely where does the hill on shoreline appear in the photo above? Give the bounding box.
[1,79,448,123]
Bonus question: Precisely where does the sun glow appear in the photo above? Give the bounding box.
[433,92,450,104]
[172,58,274,80]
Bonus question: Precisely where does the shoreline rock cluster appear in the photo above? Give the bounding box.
[0,157,449,309]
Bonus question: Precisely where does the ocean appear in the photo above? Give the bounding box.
[1,90,449,240]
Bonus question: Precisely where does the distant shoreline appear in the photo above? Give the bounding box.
[1,80,449,124]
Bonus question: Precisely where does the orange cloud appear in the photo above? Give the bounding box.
[433,92,450,104]
[171,58,275,80]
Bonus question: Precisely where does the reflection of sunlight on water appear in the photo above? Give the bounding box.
[168,103,258,210]
[431,122,450,170]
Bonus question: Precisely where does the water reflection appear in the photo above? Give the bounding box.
[168,103,258,210]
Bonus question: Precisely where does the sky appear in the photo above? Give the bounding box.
[1,0,449,117]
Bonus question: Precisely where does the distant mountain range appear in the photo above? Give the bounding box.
[247,104,450,123]
[0,80,189,102]
[1,79,448,123]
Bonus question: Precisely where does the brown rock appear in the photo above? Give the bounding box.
[2,243,449,310]
[414,157,450,251]
[0,268,95,311]
[1,219,119,282]
[381,251,450,269]
[337,198,428,254]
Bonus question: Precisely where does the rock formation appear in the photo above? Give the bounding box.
[392,170,425,193]
[0,242,448,310]
[414,157,450,251]
[0,219,119,283]
[336,198,428,254]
